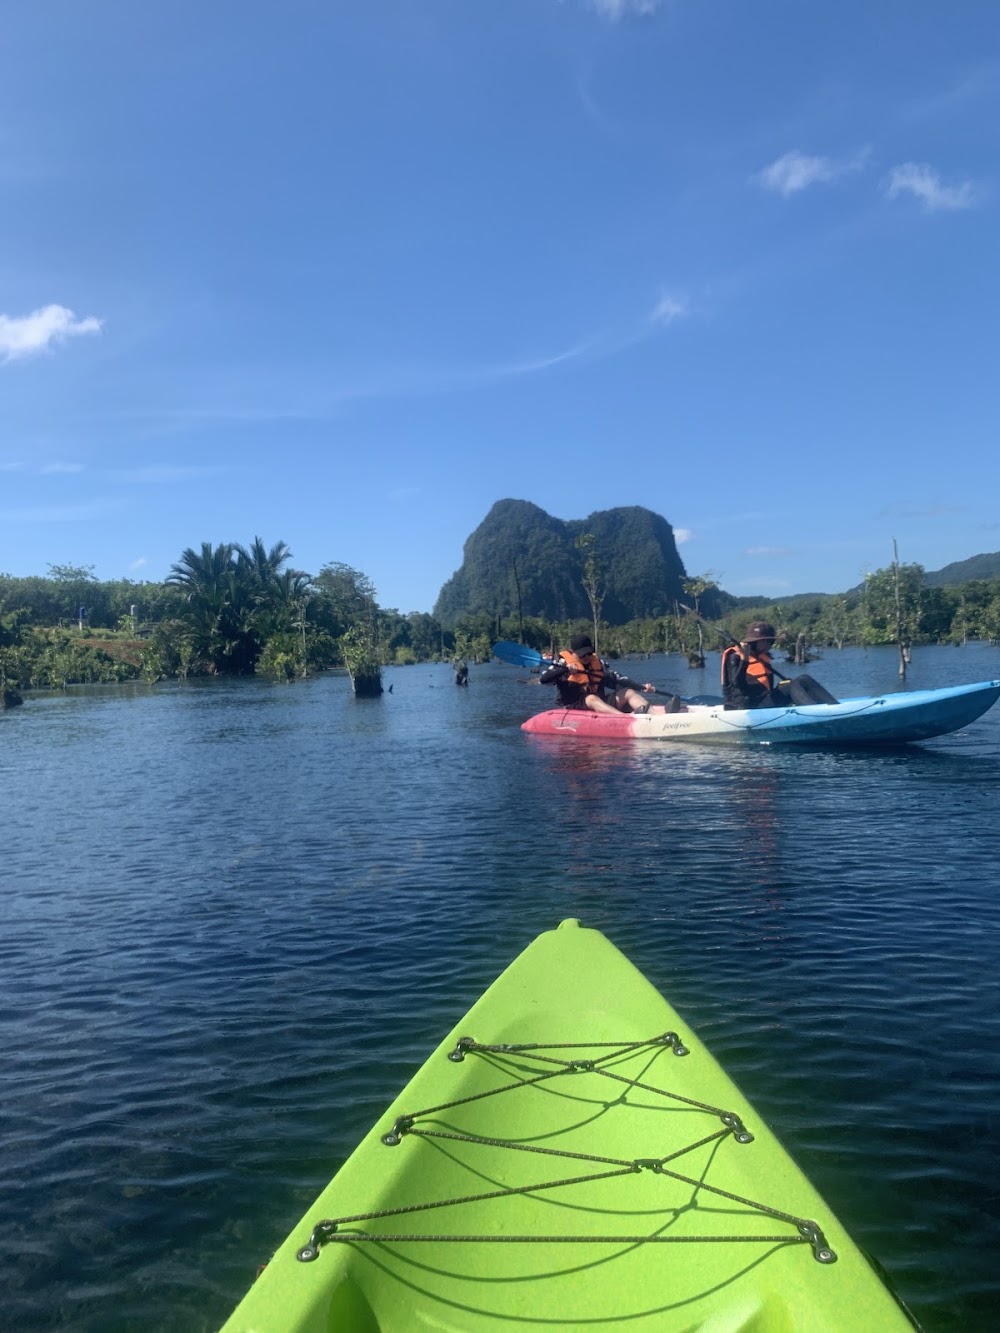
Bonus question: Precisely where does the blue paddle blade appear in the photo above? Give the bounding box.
[493,640,550,669]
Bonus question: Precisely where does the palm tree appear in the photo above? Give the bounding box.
[253,563,314,661]
[167,537,312,675]
[167,540,269,674]
[234,537,293,596]
[167,542,236,591]
[166,543,233,668]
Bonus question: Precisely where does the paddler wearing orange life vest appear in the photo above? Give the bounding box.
[539,634,683,715]
[721,621,838,710]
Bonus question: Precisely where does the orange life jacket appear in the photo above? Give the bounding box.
[559,649,604,694]
[721,645,775,692]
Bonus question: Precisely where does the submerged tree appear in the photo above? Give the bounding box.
[315,563,383,696]
[576,533,605,653]
[0,608,26,706]
[862,545,924,677]
[681,572,718,667]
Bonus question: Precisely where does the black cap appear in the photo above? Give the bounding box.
[569,634,594,652]
[744,621,776,641]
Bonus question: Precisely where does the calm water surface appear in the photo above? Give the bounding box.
[3,645,1000,1331]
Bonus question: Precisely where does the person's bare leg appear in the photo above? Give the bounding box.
[618,686,682,714]
[617,687,649,713]
[584,694,622,715]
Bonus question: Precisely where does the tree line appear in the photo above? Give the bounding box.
[0,541,453,692]
[2,541,999,697]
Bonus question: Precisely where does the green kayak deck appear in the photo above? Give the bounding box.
[222,920,914,1331]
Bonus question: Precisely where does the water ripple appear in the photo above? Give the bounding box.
[2,647,1000,1329]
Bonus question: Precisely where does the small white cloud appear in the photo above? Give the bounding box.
[884,162,976,212]
[0,304,103,361]
[588,0,661,19]
[129,556,148,571]
[0,461,26,471]
[39,461,85,475]
[753,147,869,198]
[754,151,837,196]
[674,528,693,544]
[650,294,688,326]
[388,486,421,502]
[744,545,795,557]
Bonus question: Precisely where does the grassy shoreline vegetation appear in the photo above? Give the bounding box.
[2,539,1000,699]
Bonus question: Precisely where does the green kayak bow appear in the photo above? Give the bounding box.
[222,920,915,1331]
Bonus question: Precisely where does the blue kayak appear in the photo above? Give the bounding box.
[521,679,1000,745]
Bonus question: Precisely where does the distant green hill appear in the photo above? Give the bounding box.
[433,499,706,626]
[924,551,1000,587]
[730,552,1000,606]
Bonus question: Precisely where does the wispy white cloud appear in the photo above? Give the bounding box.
[109,340,595,429]
[650,294,688,326]
[688,510,772,529]
[2,460,84,476]
[729,577,792,590]
[894,61,1000,130]
[129,556,148,571]
[102,307,667,431]
[0,500,119,523]
[587,0,662,20]
[497,342,592,376]
[753,149,868,197]
[0,304,103,361]
[884,162,977,212]
[744,545,795,557]
[329,339,592,397]
[673,528,693,544]
[110,465,232,484]
[389,486,421,502]
[876,502,966,519]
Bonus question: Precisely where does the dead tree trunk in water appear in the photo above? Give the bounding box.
[893,538,908,680]
[511,557,525,645]
[350,670,383,697]
[687,619,705,668]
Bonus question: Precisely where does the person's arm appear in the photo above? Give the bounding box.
[722,649,749,706]
[538,662,568,685]
[605,669,658,699]
[724,649,748,687]
[610,671,652,692]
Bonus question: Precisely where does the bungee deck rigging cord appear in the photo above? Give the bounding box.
[296,1034,837,1266]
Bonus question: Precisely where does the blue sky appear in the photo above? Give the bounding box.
[2,1,998,613]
